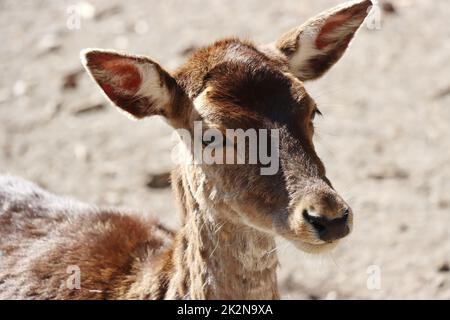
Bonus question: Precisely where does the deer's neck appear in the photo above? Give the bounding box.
[166,168,279,300]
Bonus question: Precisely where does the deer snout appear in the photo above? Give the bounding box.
[298,192,352,242]
[302,208,350,241]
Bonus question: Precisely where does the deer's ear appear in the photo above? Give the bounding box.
[275,0,372,81]
[81,49,188,123]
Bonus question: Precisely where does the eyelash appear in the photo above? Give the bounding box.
[311,108,323,121]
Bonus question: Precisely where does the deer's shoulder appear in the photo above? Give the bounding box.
[0,175,174,299]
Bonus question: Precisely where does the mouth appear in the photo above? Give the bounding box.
[292,240,340,254]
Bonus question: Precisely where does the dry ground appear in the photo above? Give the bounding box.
[0,0,449,299]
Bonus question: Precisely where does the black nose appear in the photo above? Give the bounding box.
[303,209,350,242]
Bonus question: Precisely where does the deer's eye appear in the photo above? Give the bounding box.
[311,108,322,121]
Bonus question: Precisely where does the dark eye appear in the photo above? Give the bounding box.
[311,108,323,121]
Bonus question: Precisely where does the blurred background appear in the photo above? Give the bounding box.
[0,0,449,299]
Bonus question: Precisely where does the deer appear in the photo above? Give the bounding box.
[0,0,372,299]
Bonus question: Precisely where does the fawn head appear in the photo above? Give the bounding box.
[82,0,372,253]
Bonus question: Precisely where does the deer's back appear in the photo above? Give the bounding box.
[0,175,174,299]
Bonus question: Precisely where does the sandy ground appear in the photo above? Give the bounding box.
[0,0,449,299]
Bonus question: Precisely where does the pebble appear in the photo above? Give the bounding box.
[438,262,449,273]
[73,102,105,115]
[438,199,449,209]
[37,33,61,55]
[77,1,96,19]
[368,166,409,180]
[146,172,171,189]
[62,69,83,90]
[12,80,28,97]
[95,5,121,21]
[381,1,397,14]
[180,45,199,57]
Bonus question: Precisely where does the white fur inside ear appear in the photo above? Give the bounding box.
[81,49,172,117]
[288,29,324,79]
[276,0,371,80]
[288,13,362,79]
[135,62,171,113]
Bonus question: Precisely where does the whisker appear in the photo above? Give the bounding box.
[264,241,290,256]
